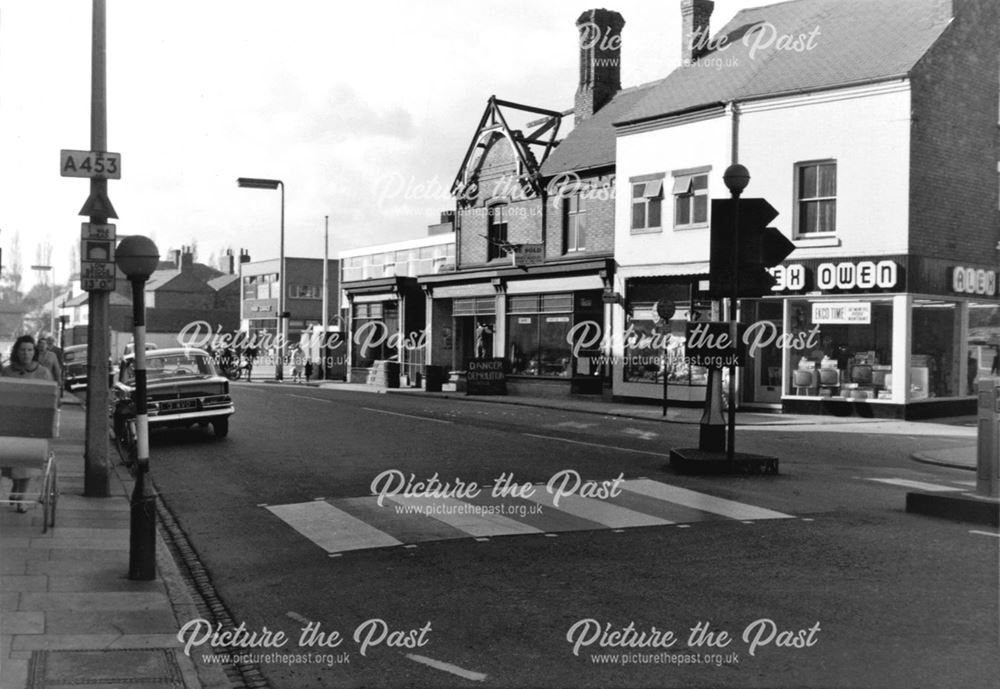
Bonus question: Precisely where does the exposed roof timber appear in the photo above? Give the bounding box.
[451,96,562,196]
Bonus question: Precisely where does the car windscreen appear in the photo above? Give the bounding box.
[120,353,216,384]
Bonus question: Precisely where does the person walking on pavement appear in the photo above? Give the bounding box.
[2,336,53,512]
[35,335,62,387]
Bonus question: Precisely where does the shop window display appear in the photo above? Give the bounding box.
[788,299,893,400]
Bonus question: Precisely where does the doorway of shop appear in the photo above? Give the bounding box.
[748,300,784,405]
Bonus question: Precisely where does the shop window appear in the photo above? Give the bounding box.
[622,301,712,386]
[564,194,587,252]
[788,299,893,400]
[352,302,397,367]
[968,302,1000,393]
[630,178,663,232]
[506,292,577,377]
[673,173,709,228]
[912,300,961,399]
[487,204,508,261]
[795,161,837,235]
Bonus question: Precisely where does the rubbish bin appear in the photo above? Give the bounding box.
[977,377,1000,498]
[424,365,445,392]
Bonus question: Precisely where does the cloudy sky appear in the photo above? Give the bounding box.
[1,0,757,288]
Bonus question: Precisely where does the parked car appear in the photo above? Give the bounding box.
[62,344,115,391]
[62,344,89,391]
[111,347,234,462]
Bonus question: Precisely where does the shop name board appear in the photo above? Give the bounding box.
[950,266,997,296]
[769,260,899,293]
[811,302,871,325]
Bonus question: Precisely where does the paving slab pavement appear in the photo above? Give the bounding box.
[0,395,233,689]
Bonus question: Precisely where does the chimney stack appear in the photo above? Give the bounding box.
[574,9,625,124]
[681,0,714,64]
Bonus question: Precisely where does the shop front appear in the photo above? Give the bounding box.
[612,274,720,405]
[419,259,614,397]
[342,276,425,386]
[750,256,998,419]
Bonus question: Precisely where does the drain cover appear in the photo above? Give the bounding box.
[27,648,185,687]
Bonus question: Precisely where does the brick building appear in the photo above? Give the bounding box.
[609,0,1000,418]
[417,9,642,396]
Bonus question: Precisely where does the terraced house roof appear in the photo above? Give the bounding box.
[617,0,954,127]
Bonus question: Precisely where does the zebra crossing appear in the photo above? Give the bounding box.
[263,478,796,555]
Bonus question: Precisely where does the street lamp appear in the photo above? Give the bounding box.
[237,177,286,381]
[116,234,160,581]
[30,264,56,336]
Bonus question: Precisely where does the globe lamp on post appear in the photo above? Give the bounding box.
[116,235,160,581]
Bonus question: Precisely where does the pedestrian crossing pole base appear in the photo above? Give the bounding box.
[668,448,779,476]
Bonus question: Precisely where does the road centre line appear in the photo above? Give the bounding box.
[523,433,670,458]
[362,407,454,424]
[969,530,1000,538]
[404,653,488,682]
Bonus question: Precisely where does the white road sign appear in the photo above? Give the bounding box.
[60,149,121,179]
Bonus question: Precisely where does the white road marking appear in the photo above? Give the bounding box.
[623,428,659,441]
[545,421,595,430]
[866,478,965,492]
[621,479,794,521]
[405,653,488,682]
[286,394,332,402]
[362,407,453,424]
[523,433,670,458]
[522,491,673,529]
[969,530,1000,538]
[951,480,977,487]
[266,501,402,552]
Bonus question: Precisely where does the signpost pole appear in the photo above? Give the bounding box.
[84,0,111,498]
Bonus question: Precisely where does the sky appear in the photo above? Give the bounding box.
[0,0,760,290]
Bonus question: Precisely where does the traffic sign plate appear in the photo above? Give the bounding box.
[81,222,116,240]
[60,149,121,179]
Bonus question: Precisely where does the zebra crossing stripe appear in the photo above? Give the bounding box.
[866,478,965,492]
[520,489,673,529]
[620,479,794,521]
[266,501,402,553]
[386,495,543,538]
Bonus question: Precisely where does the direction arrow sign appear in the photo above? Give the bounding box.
[78,190,118,219]
[60,149,121,179]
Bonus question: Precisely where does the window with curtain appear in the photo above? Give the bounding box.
[796,161,837,235]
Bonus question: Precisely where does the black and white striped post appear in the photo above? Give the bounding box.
[116,235,160,581]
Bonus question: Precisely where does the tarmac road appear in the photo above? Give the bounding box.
[146,384,998,689]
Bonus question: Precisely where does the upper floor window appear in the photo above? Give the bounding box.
[796,161,837,235]
[487,204,508,261]
[673,172,709,228]
[631,178,663,232]
[289,284,322,299]
[564,194,587,252]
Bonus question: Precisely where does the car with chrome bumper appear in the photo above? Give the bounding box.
[111,347,234,461]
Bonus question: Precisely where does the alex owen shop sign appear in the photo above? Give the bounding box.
[769,260,899,293]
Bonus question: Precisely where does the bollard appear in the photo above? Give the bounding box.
[977,377,1000,499]
[699,367,726,452]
